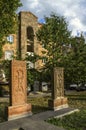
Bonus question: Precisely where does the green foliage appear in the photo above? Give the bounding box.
[0,101,9,122]
[67,91,86,109]
[27,68,40,86]
[0,0,22,58]
[25,53,40,63]
[25,53,41,86]
[28,96,50,114]
[0,44,3,58]
[36,13,86,86]
[12,50,22,60]
[47,110,86,130]
[37,13,71,69]
[39,68,51,82]
[59,36,86,85]
[0,0,22,40]
[1,60,11,81]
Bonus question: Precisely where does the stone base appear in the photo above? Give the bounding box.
[48,97,68,111]
[7,103,32,120]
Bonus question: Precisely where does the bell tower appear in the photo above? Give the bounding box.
[18,11,38,59]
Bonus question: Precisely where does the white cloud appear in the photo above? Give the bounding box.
[18,0,86,36]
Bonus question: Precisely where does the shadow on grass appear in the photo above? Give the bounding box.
[32,105,50,114]
[28,96,51,114]
[0,96,50,123]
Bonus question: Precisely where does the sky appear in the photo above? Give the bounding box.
[18,0,86,36]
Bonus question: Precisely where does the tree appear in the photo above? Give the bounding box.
[36,13,71,69]
[36,13,86,87]
[36,13,72,89]
[0,0,22,58]
[25,53,41,87]
[59,35,86,87]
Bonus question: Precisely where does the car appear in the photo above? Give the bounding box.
[76,83,86,91]
[84,84,86,87]
[69,84,78,90]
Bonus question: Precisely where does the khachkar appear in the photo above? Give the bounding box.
[48,67,68,110]
[7,60,32,120]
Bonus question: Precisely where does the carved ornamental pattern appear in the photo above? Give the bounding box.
[54,67,64,99]
[10,60,27,106]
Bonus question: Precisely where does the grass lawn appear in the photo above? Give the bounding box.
[0,100,8,122]
[0,94,51,123]
[47,109,86,130]
[66,91,86,109]
[28,94,51,113]
[47,91,86,130]
[0,90,86,130]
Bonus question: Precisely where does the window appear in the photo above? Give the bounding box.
[27,26,34,41]
[27,26,34,52]
[7,35,14,43]
[5,50,14,60]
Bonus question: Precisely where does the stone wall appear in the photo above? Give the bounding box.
[18,11,38,59]
[18,11,46,70]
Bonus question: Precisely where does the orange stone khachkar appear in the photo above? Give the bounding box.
[7,60,32,120]
[48,67,68,110]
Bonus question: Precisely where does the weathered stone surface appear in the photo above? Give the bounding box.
[49,67,68,110]
[7,60,32,120]
[33,81,40,92]
[48,97,68,110]
[19,12,38,59]
[53,67,64,99]
[10,60,27,106]
[8,104,32,120]
[18,11,45,70]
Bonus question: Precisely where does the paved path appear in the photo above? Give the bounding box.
[0,107,78,130]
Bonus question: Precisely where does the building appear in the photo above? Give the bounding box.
[2,34,17,60]
[1,11,45,70]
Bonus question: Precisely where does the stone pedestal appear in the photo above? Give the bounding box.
[7,104,32,120]
[7,60,32,120]
[48,68,68,110]
[48,97,68,111]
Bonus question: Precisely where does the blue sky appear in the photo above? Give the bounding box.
[18,0,86,36]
